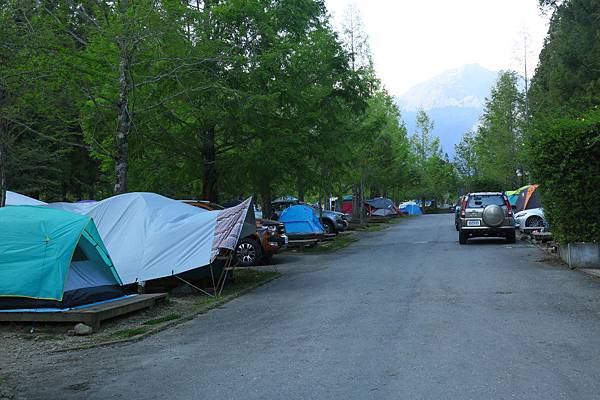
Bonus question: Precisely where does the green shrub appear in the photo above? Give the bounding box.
[528,107,600,243]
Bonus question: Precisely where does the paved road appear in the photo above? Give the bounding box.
[19,215,600,399]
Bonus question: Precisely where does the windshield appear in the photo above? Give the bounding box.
[467,195,505,208]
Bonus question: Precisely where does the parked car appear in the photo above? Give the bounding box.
[514,207,545,230]
[236,218,287,267]
[182,200,287,267]
[270,197,299,220]
[315,208,348,234]
[458,192,516,244]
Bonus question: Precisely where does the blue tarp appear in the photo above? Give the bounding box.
[400,203,423,215]
[279,205,325,234]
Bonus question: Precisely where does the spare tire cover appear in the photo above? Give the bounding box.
[482,205,504,227]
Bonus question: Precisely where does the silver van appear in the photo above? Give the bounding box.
[458,192,516,244]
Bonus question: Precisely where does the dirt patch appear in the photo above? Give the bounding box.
[1,269,280,381]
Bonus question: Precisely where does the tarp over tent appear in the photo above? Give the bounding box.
[5,191,47,206]
[399,201,423,215]
[365,197,401,216]
[279,204,324,235]
[46,193,253,284]
[515,184,541,212]
[0,206,123,309]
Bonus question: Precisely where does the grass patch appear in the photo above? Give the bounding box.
[110,326,149,339]
[364,223,387,232]
[192,269,280,310]
[103,270,279,341]
[303,234,359,253]
[143,313,181,326]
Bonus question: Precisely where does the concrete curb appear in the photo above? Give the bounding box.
[53,273,281,353]
[522,232,600,281]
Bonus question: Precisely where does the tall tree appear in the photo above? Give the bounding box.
[454,71,525,191]
[526,0,600,243]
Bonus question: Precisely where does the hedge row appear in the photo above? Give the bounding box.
[528,107,600,244]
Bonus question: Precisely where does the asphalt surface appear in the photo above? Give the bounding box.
[17,214,600,399]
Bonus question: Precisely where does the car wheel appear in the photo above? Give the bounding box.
[455,221,460,231]
[525,215,544,228]
[236,238,262,267]
[323,220,336,234]
[506,231,516,244]
[459,230,468,245]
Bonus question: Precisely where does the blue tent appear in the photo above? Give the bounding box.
[400,202,423,215]
[279,205,325,235]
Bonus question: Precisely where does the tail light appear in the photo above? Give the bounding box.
[503,195,513,216]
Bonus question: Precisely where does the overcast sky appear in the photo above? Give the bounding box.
[324,0,550,96]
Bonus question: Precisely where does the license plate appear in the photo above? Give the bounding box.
[467,220,481,227]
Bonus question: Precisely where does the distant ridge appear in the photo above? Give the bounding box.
[396,64,499,157]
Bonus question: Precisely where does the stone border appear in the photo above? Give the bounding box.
[53,273,281,353]
[521,232,600,282]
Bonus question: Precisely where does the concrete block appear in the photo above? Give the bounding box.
[559,243,600,268]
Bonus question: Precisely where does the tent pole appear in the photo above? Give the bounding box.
[217,253,235,297]
[209,263,217,295]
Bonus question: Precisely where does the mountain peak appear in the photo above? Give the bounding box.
[398,64,498,111]
[396,64,500,157]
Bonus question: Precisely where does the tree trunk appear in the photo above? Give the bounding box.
[0,85,6,206]
[297,187,305,202]
[201,125,218,202]
[0,125,6,208]
[360,174,366,224]
[352,185,361,222]
[114,0,131,195]
[260,184,273,220]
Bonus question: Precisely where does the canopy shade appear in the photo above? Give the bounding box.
[47,193,253,284]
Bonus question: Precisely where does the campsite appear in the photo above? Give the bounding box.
[0,191,415,334]
[0,184,556,343]
[2,0,599,398]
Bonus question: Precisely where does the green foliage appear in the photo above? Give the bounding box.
[527,108,600,243]
[407,109,457,203]
[530,0,600,116]
[0,1,425,208]
[527,0,600,243]
[455,71,526,192]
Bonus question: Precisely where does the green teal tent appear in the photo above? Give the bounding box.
[0,206,123,310]
[506,186,530,207]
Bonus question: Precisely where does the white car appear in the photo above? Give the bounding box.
[514,208,546,230]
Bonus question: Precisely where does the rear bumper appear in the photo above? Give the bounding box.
[461,226,515,236]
